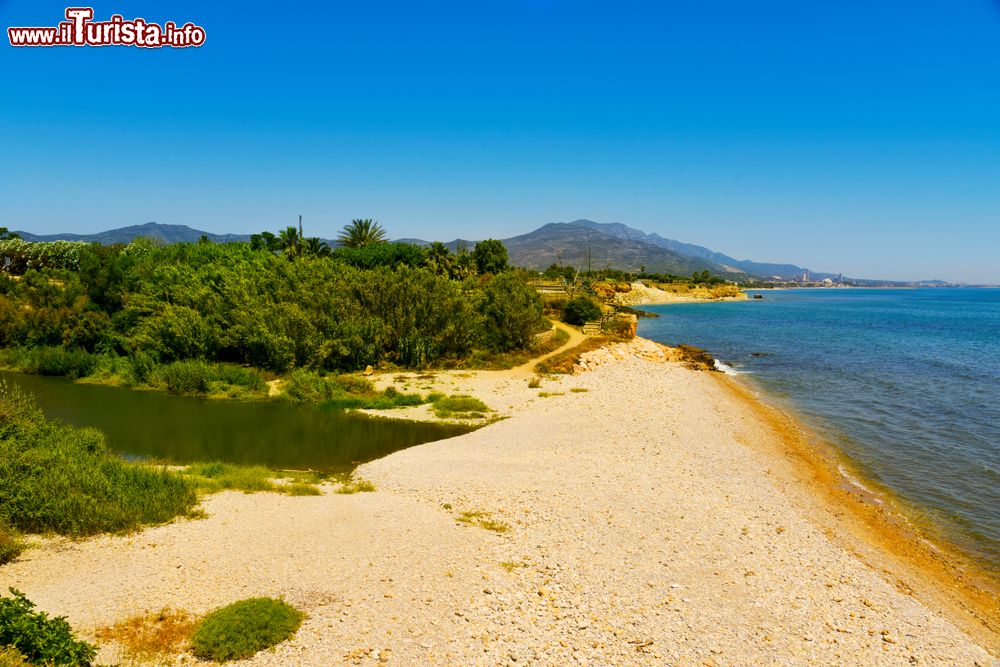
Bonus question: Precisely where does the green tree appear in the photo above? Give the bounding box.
[336,219,387,248]
[249,231,280,253]
[0,227,21,240]
[472,239,508,275]
[479,273,544,351]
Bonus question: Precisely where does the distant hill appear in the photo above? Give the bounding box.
[13,219,929,284]
[15,222,251,245]
[498,222,730,277]
[563,220,831,281]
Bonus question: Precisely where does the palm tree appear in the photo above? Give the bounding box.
[426,241,452,276]
[304,237,331,258]
[278,226,302,259]
[336,219,387,248]
[451,252,477,280]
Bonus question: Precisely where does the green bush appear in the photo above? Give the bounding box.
[0,384,198,536]
[190,598,304,662]
[562,296,602,325]
[0,589,96,666]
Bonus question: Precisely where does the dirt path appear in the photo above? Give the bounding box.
[508,321,586,377]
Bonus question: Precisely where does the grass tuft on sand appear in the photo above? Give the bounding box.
[457,510,510,533]
[334,476,376,494]
[179,462,323,496]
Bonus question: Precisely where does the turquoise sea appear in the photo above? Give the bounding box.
[639,288,1000,575]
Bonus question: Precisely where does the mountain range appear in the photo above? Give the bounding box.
[15,219,904,283]
[15,222,252,246]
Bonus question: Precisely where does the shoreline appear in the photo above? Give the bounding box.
[714,372,999,653]
[0,342,994,663]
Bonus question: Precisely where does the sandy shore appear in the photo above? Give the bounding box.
[0,342,995,665]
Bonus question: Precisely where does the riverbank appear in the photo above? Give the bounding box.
[0,342,994,664]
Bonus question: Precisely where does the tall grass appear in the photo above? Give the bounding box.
[149,360,265,396]
[0,346,99,378]
[0,383,197,536]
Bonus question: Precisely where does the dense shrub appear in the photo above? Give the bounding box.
[562,296,602,325]
[0,589,96,666]
[190,598,304,662]
[0,241,546,375]
[0,384,197,536]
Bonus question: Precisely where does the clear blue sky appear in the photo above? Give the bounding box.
[3,1,999,282]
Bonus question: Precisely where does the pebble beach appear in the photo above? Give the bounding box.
[0,340,995,665]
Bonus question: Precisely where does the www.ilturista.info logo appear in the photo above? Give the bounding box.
[8,7,205,48]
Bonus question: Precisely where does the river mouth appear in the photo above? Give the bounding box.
[1,371,473,474]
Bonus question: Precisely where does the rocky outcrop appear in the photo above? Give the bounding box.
[572,337,677,374]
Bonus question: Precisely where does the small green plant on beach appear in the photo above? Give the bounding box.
[431,394,489,419]
[527,377,541,388]
[189,597,304,662]
[335,476,376,494]
[570,387,589,393]
[537,391,564,398]
[457,510,510,533]
[0,588,97,667]
[499,560,525,573]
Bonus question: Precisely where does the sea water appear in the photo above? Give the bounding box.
[639,288,1000,574]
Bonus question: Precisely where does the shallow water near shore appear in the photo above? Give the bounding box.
[0,371,471,473]
[640,287,1000,577]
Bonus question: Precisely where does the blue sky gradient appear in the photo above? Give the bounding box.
[3,1,999,281]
